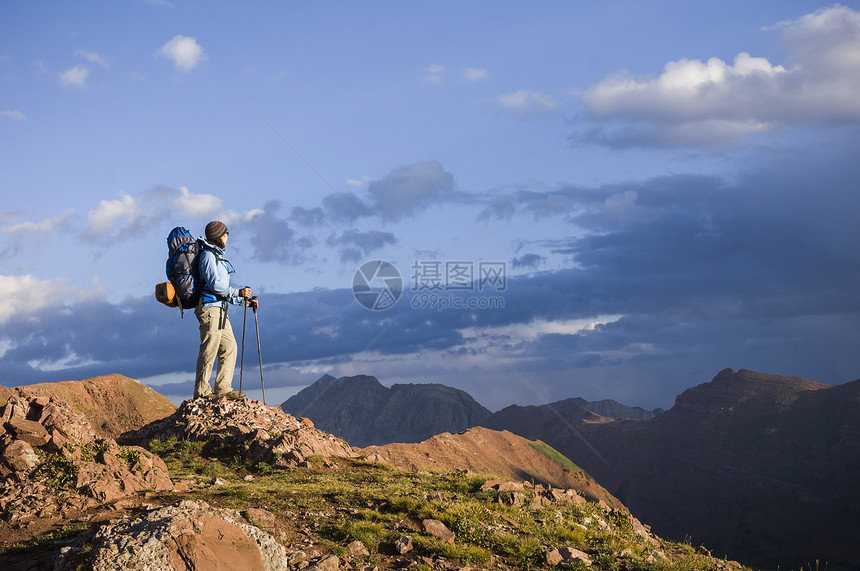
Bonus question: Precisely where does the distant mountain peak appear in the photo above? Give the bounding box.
[672,368,830,414]
[281,375,491,447]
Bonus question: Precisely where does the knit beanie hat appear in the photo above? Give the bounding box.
[205,220,228,242]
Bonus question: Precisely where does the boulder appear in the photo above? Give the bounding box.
[422,518,455,544]
[394,536,413,554]
[0,439,40,472]
[4,418,50,447]
[346,540,370,557]
[54,500,288,571]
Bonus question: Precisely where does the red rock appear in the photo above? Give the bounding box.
[0,439,40,472]
[4,418,50,447]
[167,512,268,571]
[544,548,563,565]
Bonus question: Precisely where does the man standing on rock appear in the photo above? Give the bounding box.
[194,220,258,400]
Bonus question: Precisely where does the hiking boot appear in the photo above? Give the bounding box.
[222,390,245,400]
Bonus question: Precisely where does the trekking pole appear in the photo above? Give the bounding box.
[239,288,249,393]
[251,296,266,405]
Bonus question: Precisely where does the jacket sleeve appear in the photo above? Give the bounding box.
[198,250,242,304]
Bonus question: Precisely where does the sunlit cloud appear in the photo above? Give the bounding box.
[463,67,489,81]
[497,89,558,117]
[423,64,446,84]
[2,209,76,237]
[59,66,90,88]
[74,49,109,68]
[582,5,860,147]
[84,194,140,240]
[0,274,73,324]
[171,186,223,217]
[156,35,207,72]
[1,110,26,120]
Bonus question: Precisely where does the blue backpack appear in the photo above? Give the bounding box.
[155,227,204,317]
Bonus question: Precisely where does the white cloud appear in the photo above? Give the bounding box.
[74,49,109,68]
[1,110,25,120]
[346,176,378,188]
[423,64,446,84]
[59,66,90,88]
[582,5,860,147]
[156,35,207,72]
[171,186,223,217]
[2,209,75,237]
[85,194,138,238]
[78,186,261,243]
[461,316,625,343]
[463,67,488,81]
[0,274,73,324]
[584,53,788,120]
[770,4,860,75]
[497,89,558,116]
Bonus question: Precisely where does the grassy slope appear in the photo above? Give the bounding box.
[1,434,752,571]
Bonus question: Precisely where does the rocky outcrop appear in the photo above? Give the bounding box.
[135,396,355,467]
[8,374,177,439]
[0,395,173,523]
[54,500,289,571]
[282,375,492,446]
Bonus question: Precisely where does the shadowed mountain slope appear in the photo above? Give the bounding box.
[571,397,663,420]
[281,375,492,446]
[482,368,860,569]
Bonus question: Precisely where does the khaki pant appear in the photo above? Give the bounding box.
[194,305,237,398]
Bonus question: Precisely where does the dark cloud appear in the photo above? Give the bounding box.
[511,253,545,269]
[246,200,315,264]
[321,191,373,222]
[329,230,396,251]
[326,229,397,261]
[3,144,859,411]
[290,206,326,227]
[366,160,454,221]
[0,296,197,386]
[317,161,462,226]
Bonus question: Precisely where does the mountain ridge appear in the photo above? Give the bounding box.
[483,368,860,569]
[5,374,177,439]
[281,374,493,446]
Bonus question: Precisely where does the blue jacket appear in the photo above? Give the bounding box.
[198,240,243,308]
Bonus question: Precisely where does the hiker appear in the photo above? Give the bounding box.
[194,220,258,400]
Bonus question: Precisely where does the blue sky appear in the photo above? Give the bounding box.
[2,1,860,410]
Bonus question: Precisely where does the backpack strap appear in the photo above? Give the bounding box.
[197,241,234,306]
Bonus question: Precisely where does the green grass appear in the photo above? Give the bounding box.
[528,440,588,475]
